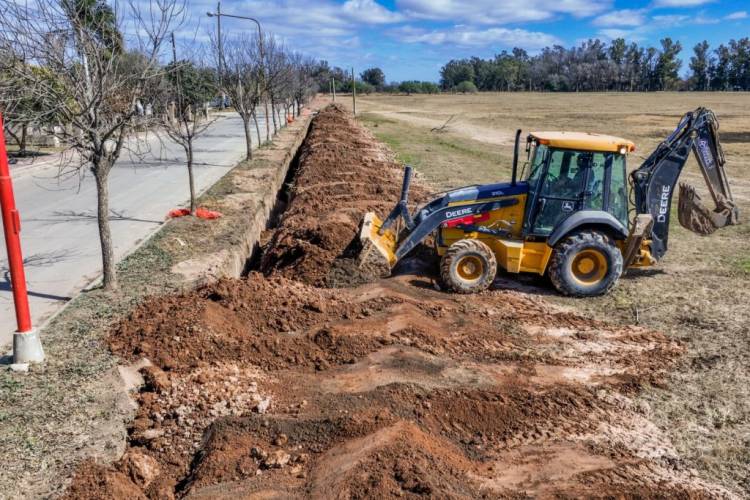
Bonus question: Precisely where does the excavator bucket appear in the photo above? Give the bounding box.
[678,183,738,236]
[677,109,739,236]
[358,212,398,277]
[356,166,415,276]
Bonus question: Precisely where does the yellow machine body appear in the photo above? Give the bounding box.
[436,194,554,275]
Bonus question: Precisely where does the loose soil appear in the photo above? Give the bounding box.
[64,105,733,499]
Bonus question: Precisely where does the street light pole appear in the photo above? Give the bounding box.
[206,9,266,132]
[208,2,227,108]
[0,113,44,363]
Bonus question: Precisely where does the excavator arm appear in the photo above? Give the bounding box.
[629,108,739,261]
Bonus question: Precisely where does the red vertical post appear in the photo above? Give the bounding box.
[0,113,33,333]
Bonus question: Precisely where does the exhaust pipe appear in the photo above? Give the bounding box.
[512,129,521,186]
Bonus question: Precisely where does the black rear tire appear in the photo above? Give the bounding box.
[548,230,622,297]
[440,239,497,294]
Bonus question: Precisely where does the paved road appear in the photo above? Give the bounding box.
[1,112,277,348]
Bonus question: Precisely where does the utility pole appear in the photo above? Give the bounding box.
[351,67,356,116]
[332,77,336,102]
[216,2,225,108]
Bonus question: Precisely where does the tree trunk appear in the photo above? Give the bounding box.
[187,141,197,214]
[252,110,262,146]
[264,100,271,142]
[270,98,278,134]
[20,124,27,154]
[242,116,253,160]
[94,167,117,291]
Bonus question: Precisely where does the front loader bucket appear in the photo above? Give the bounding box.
[678,183,739,235]
[357,212,398,277]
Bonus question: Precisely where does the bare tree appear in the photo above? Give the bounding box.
[264,36,291,134]
[288,52,318,117]
[156,35,217,214]
[0,0,186,291]
[216,32,263,160]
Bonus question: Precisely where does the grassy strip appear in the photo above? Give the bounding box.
[360,112,513,190]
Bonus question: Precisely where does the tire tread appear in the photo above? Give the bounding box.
[440,239,497,294]
[548,231,623,297]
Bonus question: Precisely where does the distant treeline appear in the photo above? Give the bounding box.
[310,63,440,94]
[311,38,750,95]
[439,38,750,92]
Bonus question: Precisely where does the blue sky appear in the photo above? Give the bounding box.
[188,0,750,81]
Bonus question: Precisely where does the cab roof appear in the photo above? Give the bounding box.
[529,131,636,153]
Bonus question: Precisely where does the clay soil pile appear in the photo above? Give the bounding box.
[64,105,732,499]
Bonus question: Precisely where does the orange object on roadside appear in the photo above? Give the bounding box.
[167,207,222,220]
[287,115,294,124]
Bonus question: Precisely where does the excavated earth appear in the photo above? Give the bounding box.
[64,105,733,499]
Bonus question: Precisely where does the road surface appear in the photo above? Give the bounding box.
[1,112,277,348]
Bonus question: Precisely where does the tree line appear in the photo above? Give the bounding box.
[308,62,439,95]
[0,0,318,291]
[439,38,750,92]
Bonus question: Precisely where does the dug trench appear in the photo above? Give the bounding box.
[64,105,733,499]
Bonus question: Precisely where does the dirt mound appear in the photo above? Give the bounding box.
[65,104,731,499]
[108,274,377,372]
[259,104,428,286]
[62,460,146,500]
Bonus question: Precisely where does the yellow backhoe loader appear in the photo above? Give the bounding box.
[358,108,739,296]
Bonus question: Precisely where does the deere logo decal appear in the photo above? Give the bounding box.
[698,139,714,170]
[445,207,473,219]
[657,185,670,223]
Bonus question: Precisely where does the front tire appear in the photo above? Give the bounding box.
[548,230,622,297]
[440,239,497,294]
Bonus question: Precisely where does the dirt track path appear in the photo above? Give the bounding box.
[357,98,516,146]
[63,105,735,499]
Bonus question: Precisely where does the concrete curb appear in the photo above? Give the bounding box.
[173,110,315,286]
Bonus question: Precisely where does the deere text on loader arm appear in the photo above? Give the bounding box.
[358,108,739,296]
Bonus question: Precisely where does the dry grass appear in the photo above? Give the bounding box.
[355,92,750,497]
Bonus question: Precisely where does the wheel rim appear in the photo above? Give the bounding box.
[571,249,607,285]
[456,255,484,282]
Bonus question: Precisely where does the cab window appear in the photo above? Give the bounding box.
[608,154,628,226]
[530,149,587,235]
[525,144,548,189]
[581,152,608,211]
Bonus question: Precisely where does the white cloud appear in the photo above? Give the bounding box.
[393,25,561,49]
[597,28,646,42]
[725,11,748,20]
[190,0,405,65]
[341,0,405,24]
[693,13,719,24]
[592,9,647,27]
[652,0,714,6]
[396,0,612,25]
[651,14,690,26]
